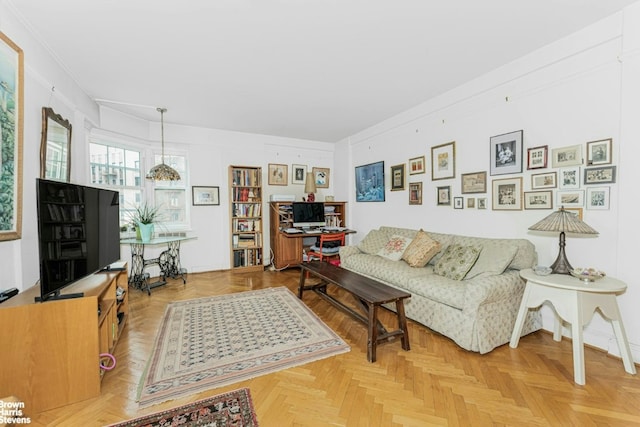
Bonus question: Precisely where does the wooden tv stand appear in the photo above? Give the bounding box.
[0,263,129,414]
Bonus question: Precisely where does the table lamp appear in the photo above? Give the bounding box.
[528,206,598,274]
[305,172,317,202]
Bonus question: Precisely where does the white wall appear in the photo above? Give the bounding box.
[342,8,640,362]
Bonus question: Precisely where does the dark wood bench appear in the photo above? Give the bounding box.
[298,261,411,362]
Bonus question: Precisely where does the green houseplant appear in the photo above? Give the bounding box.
[129,202,160,242]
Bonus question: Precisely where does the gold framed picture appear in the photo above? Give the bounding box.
[268,163,288,185]
[492,177,522,210]
[312,167,330,188]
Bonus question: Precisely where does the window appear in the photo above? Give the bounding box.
[153,154,188,228]
[89,134,189,232]
[89,141,143,229]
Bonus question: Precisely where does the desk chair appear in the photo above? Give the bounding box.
[306,232,345,266]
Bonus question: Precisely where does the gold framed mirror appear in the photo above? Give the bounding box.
[40,107,72,181]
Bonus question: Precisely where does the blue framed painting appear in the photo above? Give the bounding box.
[355,161,385,202]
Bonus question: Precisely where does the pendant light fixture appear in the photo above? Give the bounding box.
[146,107,181,181]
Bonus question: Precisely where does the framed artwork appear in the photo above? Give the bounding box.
[531,171,557,189]
[551,144,583,167]
[527,145,548,169]
[0,32,24,241]
[524,190,553,210]
[437,186,451,206]
[390,164,406,191]
[192,186,220,206]
[586,187,610,210]
[492,177,523,210]
[490,130,523,176]
[431,141,456,180]
[584,166,616,185]
[453,197,463,209]
[355,161,385,202]
[408,156,425,175]
[312,167,330,188]
[565,207,583,220]
[557,190,584,207]
[461,171,487,194]
[467,197,475,208]
[291,164,307,184]
[558,166,580,190]
[268,163,288,185]
[408,182,422,205]
[477,198,487,209]
[586,138,612,166]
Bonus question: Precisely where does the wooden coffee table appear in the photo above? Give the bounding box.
[298,261,411,362]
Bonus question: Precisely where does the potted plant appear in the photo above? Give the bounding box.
[129,202,160,242]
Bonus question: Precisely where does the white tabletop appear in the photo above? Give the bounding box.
[520,268,626,293]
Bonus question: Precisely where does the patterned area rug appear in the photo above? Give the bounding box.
[109,388,258,426]
[138,287,349,407]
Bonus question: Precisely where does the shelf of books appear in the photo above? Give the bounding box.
[229,165,264,272]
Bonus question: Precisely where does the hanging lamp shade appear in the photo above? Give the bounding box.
[146,107,181,181]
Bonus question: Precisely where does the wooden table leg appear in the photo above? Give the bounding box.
[396,299,410,351]
[298,268,307,299]
[367,303,378,363]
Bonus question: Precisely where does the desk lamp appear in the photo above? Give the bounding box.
[528,206,598,274]
[305,172,317,202]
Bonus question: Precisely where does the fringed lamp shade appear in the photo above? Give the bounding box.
[146,107,181,181]
[528,206,598,274]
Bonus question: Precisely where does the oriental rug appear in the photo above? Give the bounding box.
[137,287,349,407]
[109,388,258,426]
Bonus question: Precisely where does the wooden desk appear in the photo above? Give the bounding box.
[510,268,636,385]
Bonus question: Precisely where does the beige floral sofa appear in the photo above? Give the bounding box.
[339,226,541,353]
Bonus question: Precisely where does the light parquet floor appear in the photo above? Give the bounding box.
[28,269,640,426]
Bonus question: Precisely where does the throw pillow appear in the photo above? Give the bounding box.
[377,235,413,261]
[401,229,441,267]
[358,229,390,254]
[465,244,518,279]
[433,244,482,281]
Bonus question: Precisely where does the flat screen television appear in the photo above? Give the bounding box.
[36,178,121,302]
[292,202,326,228]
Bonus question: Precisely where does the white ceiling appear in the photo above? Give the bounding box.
[8,0,639,142]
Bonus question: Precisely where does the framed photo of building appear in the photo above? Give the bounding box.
[524,190,553,210]
[437,186,451,206]
[431,141,456,181]
[291,164,307,184]
[409,182,422,205]
[461,171,487,194]
[390,164,406,191]
[408,156,425,175]
[192,186,220,206]
[490,130,523,176]
[586,138,612,166]
[531,171,557,189]
[492,177,522,210]
[527,145,548,169]
[584,166,616,185]
[268,163,288,185]
[355,161,385,202]
[312,167,330,188]
[551,144,583,168]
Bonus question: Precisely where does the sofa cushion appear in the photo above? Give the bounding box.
[465,243,518,279]
[342,253,430,288]
[377,234,413,261]
[433,244,481,280]
[402,229,441,267]
[404,270,467,310]
[357,229,390,254]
